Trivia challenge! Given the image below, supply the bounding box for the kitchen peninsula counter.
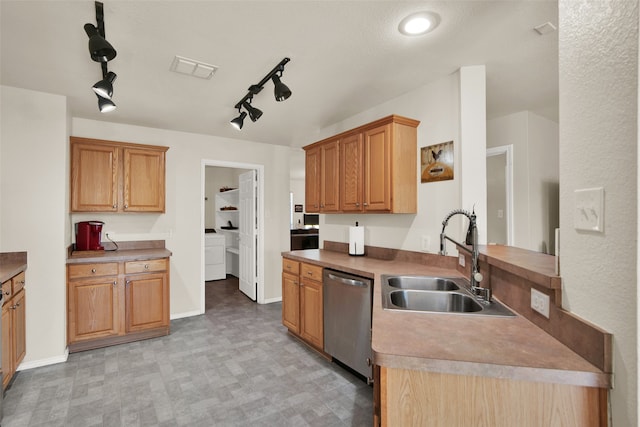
[282,247,611,389]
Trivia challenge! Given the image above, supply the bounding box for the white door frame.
[200,159,265,309]
[486,145,514,246]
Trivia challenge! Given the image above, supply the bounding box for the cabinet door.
[70,141,119,212]
[123,148,166,212]
[2,303,12,389]
[364,124,392,212]
[68,278,120,343]
[320,140,340,212]
[305,146,321,213]
[12,289,25,368]
[340,133,363,212]
[282,272,300,334]
[300,278,323,349]
[125,272,169,332]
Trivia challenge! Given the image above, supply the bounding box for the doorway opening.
[486,145,514,246]
[200,160,265,310]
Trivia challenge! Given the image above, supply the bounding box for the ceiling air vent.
[169,55,218,79]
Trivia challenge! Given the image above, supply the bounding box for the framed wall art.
[421,141,454,183]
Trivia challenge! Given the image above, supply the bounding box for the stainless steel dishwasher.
[323,268,373,380]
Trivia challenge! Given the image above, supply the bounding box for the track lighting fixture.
[84,23,117,62]
[85,1,118,113]
[272,74,291,102]
[242,100,263,122]
[97,94,116,113]
[230,110,247,130]
[84,2,116,62]
[92,71,117,99]
[229,57,292,130]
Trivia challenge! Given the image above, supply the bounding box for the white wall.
[0,86,69,367]
[559,1,638,425]
[316,67,486,253]
[71,118,291,313]
[487,111,559,253]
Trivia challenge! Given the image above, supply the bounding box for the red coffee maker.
[75,221,105,251]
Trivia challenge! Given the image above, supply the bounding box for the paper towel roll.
[349,225,365,256]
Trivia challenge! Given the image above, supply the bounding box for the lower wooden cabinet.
[281,258,324,350]
[2,271,26,390]
[67,257,170,352]
[282,259,300,333]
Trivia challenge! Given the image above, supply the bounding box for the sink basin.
[389,290,482,313]
[380,274,516,317]
[385,275,461,291]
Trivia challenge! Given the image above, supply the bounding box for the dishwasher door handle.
[327,273,368,287]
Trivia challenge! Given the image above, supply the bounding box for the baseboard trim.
[17,349,69,371]
[262,296,282,304]
[170,310,202,320]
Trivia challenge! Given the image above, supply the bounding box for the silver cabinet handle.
[91,268,96,274]
[113,204,117,209]
[113,281,117,286]
[144,264,149,269]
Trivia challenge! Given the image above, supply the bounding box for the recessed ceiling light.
[398,12,440,36]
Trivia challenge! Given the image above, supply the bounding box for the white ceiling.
[0,0,558,148]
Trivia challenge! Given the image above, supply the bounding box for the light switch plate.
[458,254,465,267]
[421,235,430,252]
[574,187,604,232]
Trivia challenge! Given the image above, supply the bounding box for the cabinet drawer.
[68,263,118,280]
[282,258,300,275]
[125,258,167,274]
[300,263,323,282]
[1,280,12,305]
[12,271,25,294]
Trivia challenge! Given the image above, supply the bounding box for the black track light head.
[272,74,292,102]
[97,94,116,113]
[243,101,263,122]
[92,71,117,99]
[84,23,117,62]
[230,111,247,130]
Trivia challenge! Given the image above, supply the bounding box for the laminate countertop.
[67,240,172,264]
[0,252,27,283]
[282,248,610,389]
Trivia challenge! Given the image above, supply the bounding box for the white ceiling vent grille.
[170,55,218,79]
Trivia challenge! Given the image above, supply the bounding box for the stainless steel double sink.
[381,275,515,317]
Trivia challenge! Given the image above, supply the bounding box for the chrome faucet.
[439,209,491,302]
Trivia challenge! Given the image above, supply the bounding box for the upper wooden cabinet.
[304,115,419,214]
[70,137,168,213]
[305,139,340,213]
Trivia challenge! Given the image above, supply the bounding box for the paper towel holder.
[349,221,366,257]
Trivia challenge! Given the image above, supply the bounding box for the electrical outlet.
[458,254,465,267]
[531,288,550,318]
[421,235,430,252]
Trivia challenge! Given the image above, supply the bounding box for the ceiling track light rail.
[84,1,118,113]
[230,57,292,130]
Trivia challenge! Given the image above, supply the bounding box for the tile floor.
[2,277,373,426]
